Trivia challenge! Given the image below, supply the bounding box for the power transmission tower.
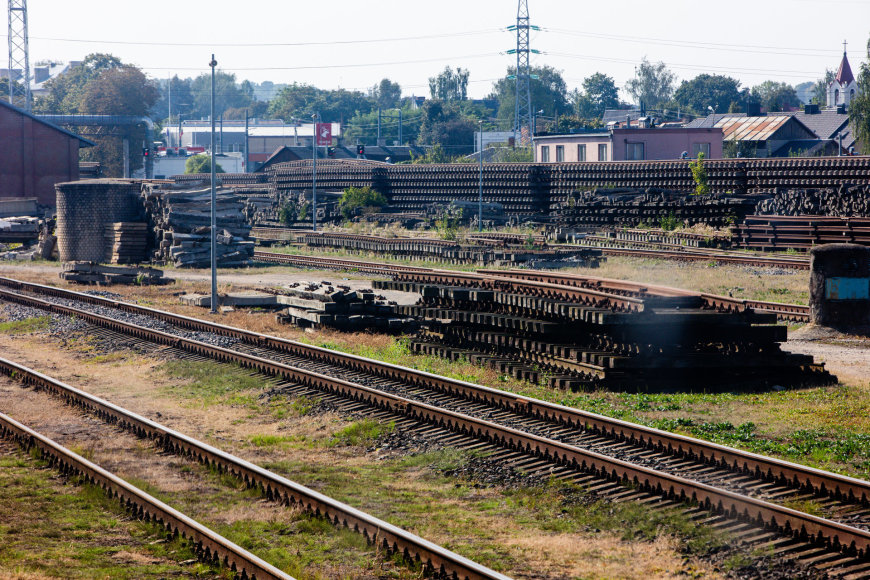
[7,0,31,111]
[508,0,537,145]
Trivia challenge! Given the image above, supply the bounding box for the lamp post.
[707,105,715,128]
[311,113,320,231]
[209,54,218,314]
[478,120,483,232]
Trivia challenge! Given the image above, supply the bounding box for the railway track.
[251,251,811,322]
[0,410,293,580]
[0,355,508,580]
[0,278,867,576]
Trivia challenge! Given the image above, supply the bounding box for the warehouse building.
[0,99,94,206]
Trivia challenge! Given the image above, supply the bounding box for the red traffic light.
[356,145,365,155]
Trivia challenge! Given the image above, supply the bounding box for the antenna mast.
[7,0,31,111]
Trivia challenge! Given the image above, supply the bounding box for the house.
[685,114,817,158]
[533,125,723,163]
[0,99,94,206]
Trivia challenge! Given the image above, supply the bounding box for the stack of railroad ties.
[374,269,831,391]
[298,231,603,268]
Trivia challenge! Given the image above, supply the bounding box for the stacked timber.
[0,216,40,243]
[297,232,602,268]
[60,262,171,285]
[374,277,830,391]
[142,184,254,268]
[755,184,870,217]
[552,188,761,229]
[104,222,148,264]
[272,282,416,331]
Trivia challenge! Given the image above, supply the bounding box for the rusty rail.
[0,355,509,580]
[0,283,868,561]
[0,411,294,580]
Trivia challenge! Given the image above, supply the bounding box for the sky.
[9,0,870,101]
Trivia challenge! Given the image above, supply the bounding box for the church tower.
[827,42,859,108]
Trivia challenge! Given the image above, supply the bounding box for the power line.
[0,28,501,48]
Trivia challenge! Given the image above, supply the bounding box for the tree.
[185,154,224,174]
[811,69,836,105]
[673,74,742,116]
[849,35,870,153]
[579,73,619,118]
[190,71,250,119]
[338,186,387,220]
[267,84,372,123]
[491,65,571,124]
[417,99,476,155]
[625,57,676,110]
[750,81,800,112]
[428,66,469,101]
[151,75,194,122]
[34,53,123,113]
[370,78,402,109]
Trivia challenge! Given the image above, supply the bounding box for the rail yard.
[3,1,870,576]
[3,164,870,577]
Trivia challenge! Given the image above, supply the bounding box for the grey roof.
[685,113,747,128]
[687,109,854,148]
[0,99,95,147]
[782,109,853,147]
[602,109,643,124]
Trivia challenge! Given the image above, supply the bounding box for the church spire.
[835,41,855,86]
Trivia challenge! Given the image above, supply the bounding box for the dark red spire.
[835,51,855,86]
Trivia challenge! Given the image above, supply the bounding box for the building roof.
[602,109,643,124]
[688,109,855,150]
[835,51,855,86]
[0,99,95,147]
[687,114,811,142]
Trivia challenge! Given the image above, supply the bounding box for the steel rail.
[594,246,810,270]
[251,252,811,321]
[0,355,508,580]
[477,269,812,322]
[1,285,869,561]
[0,411,293,580]
[0,279,836,502]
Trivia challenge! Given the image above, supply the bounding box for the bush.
[339,187,387,220]
[689,152,709,196]
[185,154,224,174]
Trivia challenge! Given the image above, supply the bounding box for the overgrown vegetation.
[184,154,224,174]
[689,152,709,195]
[278,200,310,225]
[338,186,387,220]
[0,316,50,334]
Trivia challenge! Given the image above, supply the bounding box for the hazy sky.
[11,0,870,100]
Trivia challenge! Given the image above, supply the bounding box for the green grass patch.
[0,446,226,579]
[159,359,264,407]
[0,316,50,334]
[328,419,394,447]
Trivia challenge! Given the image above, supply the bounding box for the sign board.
[315,123,332,146]
[825,277,870,300]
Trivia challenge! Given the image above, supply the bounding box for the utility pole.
[311,116,316,231]
[7,0,31,111]
[377,108,381,145]
[478,120,484,232]
[209,54,218,315]
[244,109,249,173]
[507,0,536,145]
[397,108,403,145]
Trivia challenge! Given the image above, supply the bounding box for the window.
[577,144,586,161]
[835,89,840,104]
[540,145,550,162]
[625,143,645,161]
[555,145,564,162]
[691,143,711,158]
[598,144,608,161]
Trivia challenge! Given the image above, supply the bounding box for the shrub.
[184,154,224,174]
[689,152,709,196]
[339,187,387,220]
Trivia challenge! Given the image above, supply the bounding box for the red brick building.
[0,100,94,206]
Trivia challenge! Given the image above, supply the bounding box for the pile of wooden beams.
[104,222,147,264]
[273,281,415,332]
[59,262,171,285]
[142,185,254,268]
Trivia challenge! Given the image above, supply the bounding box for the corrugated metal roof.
[716,115,791,141]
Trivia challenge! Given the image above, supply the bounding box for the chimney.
[837,104,847,114]
[626,115,631,128]
[804,104,820,115]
